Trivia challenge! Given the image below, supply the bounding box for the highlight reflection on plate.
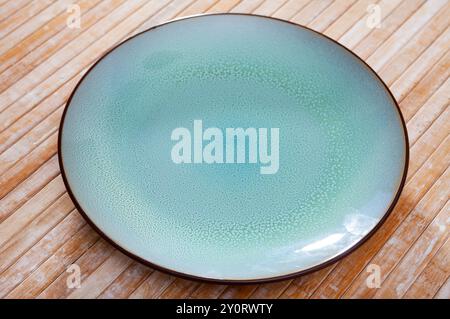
[59,14,408,282]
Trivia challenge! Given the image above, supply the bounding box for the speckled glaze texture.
[60,14,407,281]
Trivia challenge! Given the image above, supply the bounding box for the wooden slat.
[404,237,449,299]
[408,107,450,181]
[252,0,288,15]
[407,78,449,146]
[0,107,62,176]
[0,76,82,155]
[129,272,176,299]
[0,0,151,121]
[378,3,450,87]
[174,0,218,16]
[271,0,311,20]
[319,0,374,40]
[374,200,449,298]
[38,240,115,298]
[342,166,450,298]
[365,0,447,70]
[159,278,200,299]
[309,133,450,298]
[67,250,132,299]
[0,0,121,90]
[310,135,450,299]
[0,211,86,298]
[98,262,152,299]
[291,0,334,26]
[0,155,59,222]
[189,282,228,299]
[400,50,449,122]
[278,266,334,298]
[6,224,99,299]
[132,0,197,32]
[0,176,66,246]
[434,277,450,299]
[208,0,242,13]
[0,0,54,42]
[0,0,32,23]
[230,0,264,13]
[339,0,403,49]
[0,195,75,276]
[308,0,357,32]
[0,131,58,198]
[354,0,426,60]
[219,284,259,299]
[390,28,450,102]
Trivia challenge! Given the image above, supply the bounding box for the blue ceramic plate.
[59,14,408,282]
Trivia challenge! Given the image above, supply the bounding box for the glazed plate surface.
[60,14,407,282]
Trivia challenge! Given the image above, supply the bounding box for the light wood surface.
[0,0,449,299]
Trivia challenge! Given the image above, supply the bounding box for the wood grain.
[0,0,448,299]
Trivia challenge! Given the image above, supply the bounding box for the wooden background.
[0,0,449,299]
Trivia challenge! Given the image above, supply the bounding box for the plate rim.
[57,12,410,284]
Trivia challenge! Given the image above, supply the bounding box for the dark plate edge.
[57,13,410,285]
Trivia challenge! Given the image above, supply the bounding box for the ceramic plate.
[59,14,408,282]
